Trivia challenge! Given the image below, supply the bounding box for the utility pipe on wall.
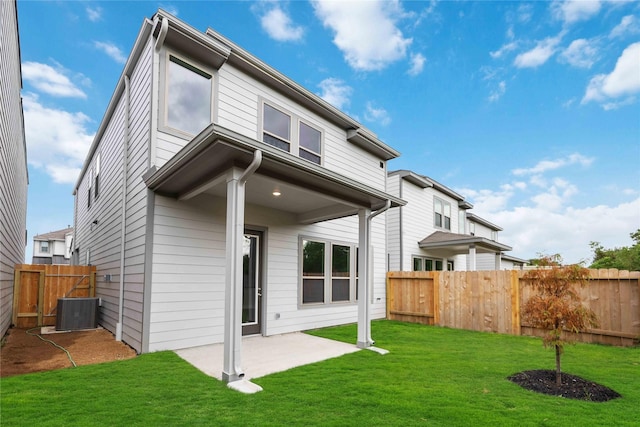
[116,75,131,342]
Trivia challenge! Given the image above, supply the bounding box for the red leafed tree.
[522,255,599,386]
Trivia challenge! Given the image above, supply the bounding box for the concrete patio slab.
[175,332,360,381]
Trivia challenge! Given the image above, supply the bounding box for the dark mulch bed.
[508,369,621,402]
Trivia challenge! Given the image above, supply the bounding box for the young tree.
[522,255,598,386]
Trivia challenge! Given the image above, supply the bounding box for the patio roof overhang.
[418,231,512,258]
[143,124,405,224]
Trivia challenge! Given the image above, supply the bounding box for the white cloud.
[488,80,506,102]
[86,6,102,22]
[514,32,564,68]
[23,93,94,184]
[582,42,640,106]
[610,15,640,39]
[408,53,426,76]
[551,0,601,25]
[517,4,534,23]
[21,61,87,98]
[490,197,640,264]
[560,38,598,68]
[512,153,594,176]
[93,41,127,64]
[364,101,391,126]
[312,0,412,71]
[317,78,352,110]
[490,41,518,59]
[259,4,304,42]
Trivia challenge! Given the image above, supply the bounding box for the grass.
[1,320,639,426]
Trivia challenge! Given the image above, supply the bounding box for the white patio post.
[469,245,476,271]
[222,168,246,383]
[222,152,261,386]
[357,208,372,348]
[495,252,502,270]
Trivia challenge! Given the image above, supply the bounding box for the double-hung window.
[301,239,356,305]
[434,197,451,230]
[40,241,49,253]
[166,55,212,136]
[413,256,433,271]
[262,102,323,165]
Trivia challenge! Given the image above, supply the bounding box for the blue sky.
[17,0,640,264]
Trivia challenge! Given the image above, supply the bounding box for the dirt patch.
[1,327,137,378]
[508,369,621,402]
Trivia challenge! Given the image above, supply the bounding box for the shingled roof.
[33,227,73,241]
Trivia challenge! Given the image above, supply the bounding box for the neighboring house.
[32,227,73,264]
[0,0,28,338]
[465,213,527,270]
[387,170,517,272]
[72,10,404,384]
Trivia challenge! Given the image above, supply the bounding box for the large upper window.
[434,197,451,230]
[40,241,49,253]
[87,168,93,209]
[301,239,356,305]
[262,102,323,165]
[166,56,212,135]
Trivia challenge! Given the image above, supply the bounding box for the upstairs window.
[40,241,49,253]
[87,169,93,208]
[166,55,212,135]
[94,153,101,200]
[262,101,323,165]
[263,103,291,151]
[299,122,321,164]
[434,197,451,230]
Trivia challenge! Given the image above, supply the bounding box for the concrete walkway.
[175,332,360,381]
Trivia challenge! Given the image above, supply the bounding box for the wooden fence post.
[510,270,520,335]
[433,271,440,325]
[37,271,45,327]
[12,268,21,325]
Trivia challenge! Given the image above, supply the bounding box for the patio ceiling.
[143,124,405,224]
[418,231,512,258]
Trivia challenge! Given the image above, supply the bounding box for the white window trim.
[259,98,324,166]
[298,236,357,308]
[159,49,216,139]
[433,196,451,231]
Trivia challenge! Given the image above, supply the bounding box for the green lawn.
[2,321,638,426]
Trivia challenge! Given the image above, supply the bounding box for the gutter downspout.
[223,150,262,391]
[357,199,391,350]
[116,75,131,342]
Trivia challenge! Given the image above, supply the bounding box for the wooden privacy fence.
[387,269,640,346]
[12,264,96,328]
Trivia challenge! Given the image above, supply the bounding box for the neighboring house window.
[458,210,465,234]
[87,168,93,208]
[469,222,475,236]
[94,152,101,200]
[434,197,451,230]
[301,239,356,305]
[412,256,433,271]
[40,241,49,253]
[262,102,323,165]
[166,55,212,135]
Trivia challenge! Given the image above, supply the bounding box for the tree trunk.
[555,344,562,387]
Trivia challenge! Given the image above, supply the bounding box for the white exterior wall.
[0,0,28,337]
[467,220,501,271]
[73,37,153,353]
[148,193,387,351]
[386,174,401,271]
[391,180,463,271]
[155,61,386,193]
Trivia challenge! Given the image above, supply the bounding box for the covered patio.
[144,124,404,391]
[418,231,513,270]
